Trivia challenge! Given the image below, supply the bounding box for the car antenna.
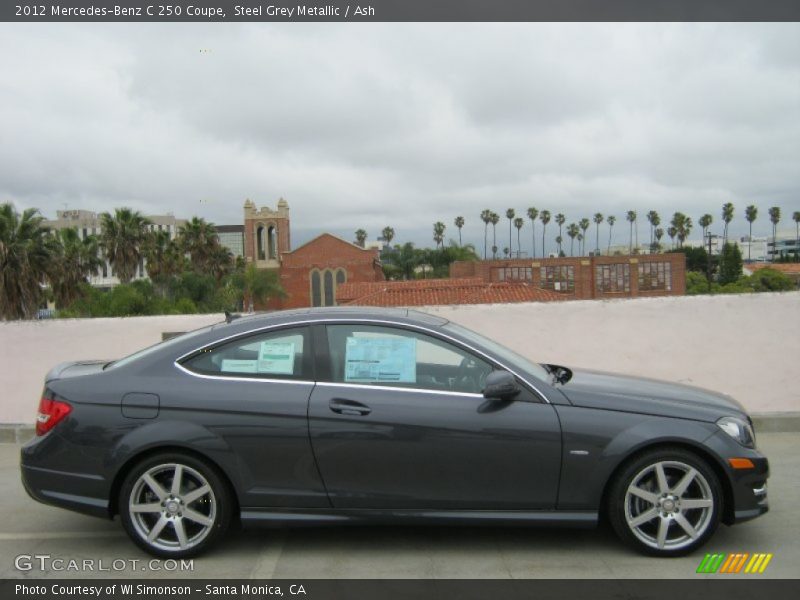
[224,311,241,324]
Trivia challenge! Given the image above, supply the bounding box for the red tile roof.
[337,278,568,307]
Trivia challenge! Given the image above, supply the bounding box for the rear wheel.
[607,448,722,556]
[119,452,232,558]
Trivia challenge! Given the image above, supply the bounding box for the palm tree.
[768,207,781,262]
[593,213,604,255]
[579,218,590,256]
[433,221,446,249]
[721,202,735,247]
[453,217,464,247]
[513,217,524,257]
[480,209,492,259]
[745,205,758,262]
[143,229,184,293]
[506,209,515,255]
[527,207,538,258]
[626,210,637,254]
[567,223,579,256]
[667,226,677,249]
[354,229,367,248]
[654,227,664,252]
[577,233,584,256]
[606,215,616,254]
[539,210,551,257]
[49,228,102,308]
[670,212,692,248]
[0,204,53,320]
[99,208,151,284]
[179,216,219,271]
[699,214,713,243]
[490,212,500,259]
[208,244,234,283]
[646,211,660,253]
[793,210,800,261]
[233,263,285,313]
[381,226,395,247]
[554,213,566,255]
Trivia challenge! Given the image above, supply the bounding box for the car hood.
[556,368,748,423]
[45,360,109,382]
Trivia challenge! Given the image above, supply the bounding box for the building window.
[493,267,533,282]
[638,262,672,291]
[540,265,575,293]
[267,225,278,259]
[336,269,346,285]
[311,271,321,307]
[595,263,630,293]
[324,270,334,306]
[256,225,266,260]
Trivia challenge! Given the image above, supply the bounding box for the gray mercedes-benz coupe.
[21,307,768,558]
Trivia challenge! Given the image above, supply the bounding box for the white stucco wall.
[1,292,798,424]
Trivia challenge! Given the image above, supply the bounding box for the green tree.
[143,229,185,291]
[793,211,800,261]
[433,221,446,249]
[626,210,637,254]
[667,226,677,249]
[49,228,102,308]
[0,204,53,320]
[539,210,551,257]
[654,227,664,253]
[579,218,591,256]
[513,217,524,258]
[178,216,219,271]
[554,213,566,255]
[506,209,516,256]
[567,223,579,256]
[453,217,464,247]
[480,209,492,259]
[606,215,616,254]
[718,242,743,285]
[593,213,604,255]
[721,202,735,247]
[490,212,500,259]
[381,226,395,247]
[745,205,758,262]
[354,229,367,248]
[768,207,781,262]
[99,208,151,284]
[526,207,538,258]
[646,210,660,253]
[232,264,285,312]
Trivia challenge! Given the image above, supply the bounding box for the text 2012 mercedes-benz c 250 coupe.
[21,308,769,558]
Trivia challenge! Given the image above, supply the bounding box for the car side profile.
[21,307,769,557]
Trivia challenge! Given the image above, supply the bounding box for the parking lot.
[1,433,797,580]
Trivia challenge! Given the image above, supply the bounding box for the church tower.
[243,198,291,269]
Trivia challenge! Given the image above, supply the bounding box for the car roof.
[223,306,449,331]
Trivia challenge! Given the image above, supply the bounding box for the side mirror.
[483,370,520,400]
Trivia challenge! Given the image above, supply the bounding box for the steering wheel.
[455,356,489,393]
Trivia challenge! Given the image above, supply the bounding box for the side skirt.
[239,508,598,528]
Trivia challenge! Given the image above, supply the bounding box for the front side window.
[326,324,492,394]
[183,327,310,380]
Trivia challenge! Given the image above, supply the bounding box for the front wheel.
[607,448,722,556]
[119,452,232,558]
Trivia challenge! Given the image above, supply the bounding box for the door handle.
[329,398,372,416]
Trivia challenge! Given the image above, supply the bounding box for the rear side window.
[182,327,311,380]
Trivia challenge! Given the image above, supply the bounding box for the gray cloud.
[0,22,797,252]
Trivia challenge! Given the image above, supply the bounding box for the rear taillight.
[36,397,72,436]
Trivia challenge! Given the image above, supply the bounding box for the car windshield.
[443,322,551,382]
[105,322,221,370]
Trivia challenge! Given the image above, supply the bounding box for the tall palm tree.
[579,218,591,256]
[606,215,616,254]
[234,263,285,313]
[527,207,538,258]
[667,226,677,249]
[554,236,563,256]
[539,210,551,257]
[646,211,660,253]
[721,202,735,247]
[179,216,219,271]
[554,213,566,255]
[143,229,184,292]
[490,212,500,259]
[593,213,604,255]
[670,212,692,248]
[745,205,758,262]
[768,207,781,262]
[453,217,464,247]
[699,214,713,243]
[654,227,664,252]
[577,233,584,256]
[208,244,234,283]
[99,208,152,284]
[480,209,492,259]
[626,210,637,254]
[0,204,53,320]
[49,228,102,308]
[433,221,446,249]
[505,209,515,255]
[381,226,395,247]
[793,211,800,261]
[513,217,524,257]
[354,229,367,248]
[567,223,579,257]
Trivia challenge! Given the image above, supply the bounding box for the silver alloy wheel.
[624,460,714,551]
[129,463,217,552]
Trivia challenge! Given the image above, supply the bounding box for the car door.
[308,322,562,510]
[178,325,328,508]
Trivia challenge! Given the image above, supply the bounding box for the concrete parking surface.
[1,433,797,580]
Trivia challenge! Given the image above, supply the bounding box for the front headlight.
[717,416,755,448]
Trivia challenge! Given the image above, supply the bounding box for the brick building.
[450,253,686,299]
[243,198,291,269]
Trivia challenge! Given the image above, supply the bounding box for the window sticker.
[221,359,258,374]
[344,336,416,383]
[257,342,296,374]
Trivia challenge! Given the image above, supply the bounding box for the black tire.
[118,451,232,558]
[607,447,722,557]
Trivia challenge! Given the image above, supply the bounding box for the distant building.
[243,198,290,269]
[215,225,244,258]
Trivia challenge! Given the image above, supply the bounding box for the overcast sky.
[1,23,798,253]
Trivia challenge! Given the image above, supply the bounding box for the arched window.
[311,271,321,307]
[336,269,346,285]
[324,270,334,306]
[256,225,266,260]
[267,225,277,259]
